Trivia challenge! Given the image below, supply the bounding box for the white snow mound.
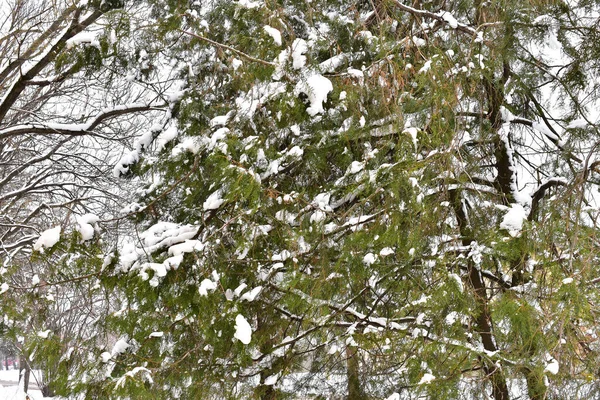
[34,226,61,251]
[295,74,333,116]
[234,314,252,344]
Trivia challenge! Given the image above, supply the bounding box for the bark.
[346,346,366,400]
[451,190,510,400]
[19,354,30,393]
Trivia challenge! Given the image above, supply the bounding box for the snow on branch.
[392,1,484,43]
[0,7,105,123]
[0,104,164,138]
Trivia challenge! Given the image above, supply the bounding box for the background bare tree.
[0,0,181,394]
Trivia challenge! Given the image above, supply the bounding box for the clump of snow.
[319,53,348,73]
[76,214,99,241]
[237,0,262,8]
[264,372,280,385]
[291,39,308,69]
[210,114,229,127]
[439,11,458,28]
[263,26,282,46]
[403,127,419,149]
[111,339,130,356]
[385,394,400,400]
[100,351,111,363]
[419,60,432,74]
[231,58,243,70]
[418,373,436,384]
[234,283,248,297]
[203,190,224,210]
[168,240,204,256]
[500,203,527,237]
[66,31,99,48]
[234,314,252,344]
[532,121,559,142]
[33,226,61,251]
[562,277,574,285]
[295,74,333,116]
[0,283,8,294]
[240,286,262,302]
[113,149,139,177]
[149,331,164,338]
[380,247,394,256]
[544,357,559,375]
[448,273,464,292]
[37,330,51,338]
[363,253,377,265]
[115,367,153,390]
[199,279,218,296]
[567,118,587,129]
[348,160,364,174]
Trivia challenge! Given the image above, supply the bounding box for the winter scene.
[1,0,600,399]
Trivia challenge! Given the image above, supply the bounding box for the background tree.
[0,0,178,394]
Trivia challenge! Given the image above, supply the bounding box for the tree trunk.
[451,190,510,400]
[19,354,30,393]
[346,346,365,400]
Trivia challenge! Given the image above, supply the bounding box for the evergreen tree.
[12,0,600,399]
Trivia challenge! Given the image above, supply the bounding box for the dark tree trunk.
[346,346,365,400]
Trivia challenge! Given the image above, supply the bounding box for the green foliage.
[10,0,600,399]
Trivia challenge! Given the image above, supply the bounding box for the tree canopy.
[3,0,600,399]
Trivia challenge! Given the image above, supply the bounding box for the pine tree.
[14,0,600,399]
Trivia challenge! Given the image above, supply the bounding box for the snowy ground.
[0,370,47,400]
